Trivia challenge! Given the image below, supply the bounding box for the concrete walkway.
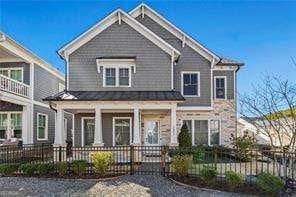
[0,175,255,197]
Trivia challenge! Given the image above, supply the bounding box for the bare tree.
[240,73,296,151]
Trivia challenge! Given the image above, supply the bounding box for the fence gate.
[131,146,169,175]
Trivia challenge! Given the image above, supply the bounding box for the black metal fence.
[0,144,295,181]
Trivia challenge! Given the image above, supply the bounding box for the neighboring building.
[238,116,295,147]
[45,3,243,148]
[0,32,72,145]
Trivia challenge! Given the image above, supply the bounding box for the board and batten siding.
[0,62,30,85]
[213,70,235,100]
[74,113,133,147]
[135,16,212,107]
[68,21,172,91]
[33,64,64,103]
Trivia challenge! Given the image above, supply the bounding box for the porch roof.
[44,90,185,102]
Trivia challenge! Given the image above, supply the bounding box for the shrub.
[19,163,38,175]
[192,147,205,163]
[72,160,88,176]
[257,173,284,194]
[0,164,19,175]
[230,134,256,161]
[56,162,68,176]
[36,163,54,175]
[200,166,218,183]
[90,151,114,176]
[178,123,192,148]
[225,171,243,191]
[168,148,192,157]
[171,155,192,176]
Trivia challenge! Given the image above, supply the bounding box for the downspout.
[49,101,57,113]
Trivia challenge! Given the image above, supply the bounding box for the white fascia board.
[0,32,65,81]
[177,106,213,111]
[58,9,180,61]
[129,3,220,63]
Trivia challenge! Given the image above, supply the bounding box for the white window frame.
[112,117,132,146]
[102,66,132,87]
[183,118,221,146]
[81,117,95,147]
[214,76,227,100]
[58,83,65,92]
[181,71,200,97]
[0,111,22,140]
[0,67,24,82]
[37,113,48,141]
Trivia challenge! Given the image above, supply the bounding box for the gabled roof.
[58,9,180,60]
[129,3,220,63]
[0,32,64,80]
[217,57,244,66]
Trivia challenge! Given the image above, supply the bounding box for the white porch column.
[170,105,178,145]
[22,104,33,144]
[54,108,65,145]
[133,107,140,145]
[93,106,103,146]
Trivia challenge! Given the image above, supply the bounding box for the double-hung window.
[0,112,22,140]
[0,114,8,139]
[103,67,131,87]
[37,113,48,140]
[210,120,220,145]
[0,68,23,82]
[182,72,199,96]
[215,76,227,99]
[113,117,131,146]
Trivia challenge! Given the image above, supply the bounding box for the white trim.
[171,52,174,89]
[81,117,95,147]
[72,113,75,147]
[181,71,200,97]
[58,9,180,61]
[0,32,64,80]
[102,65,132,87]
[112,117,132,146]
[58,83,65,92]
[177,106,213,111]
[37,112,48,141]
[213,65,238,71]
[0,67,24,82]
[129,3,220,62]
[214,76,227,100]
[0,58,23,62]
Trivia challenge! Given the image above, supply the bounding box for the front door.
[144,121,160,146]
[83,118,95,146]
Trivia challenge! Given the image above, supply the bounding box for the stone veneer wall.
[176,100,237,146]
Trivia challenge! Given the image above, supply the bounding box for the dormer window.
[105,68,116,86]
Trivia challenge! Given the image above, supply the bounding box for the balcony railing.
[0,74,30,98]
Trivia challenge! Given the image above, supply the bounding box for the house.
[45,3,243,148]
[0,32,72,145]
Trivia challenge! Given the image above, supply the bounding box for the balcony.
[0,74,30,98]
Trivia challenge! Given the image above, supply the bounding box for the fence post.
[59,146,62,162]
[41,143,44,162]
[161,145,167,177]
[130,145,134,175]
[214,149,218,169]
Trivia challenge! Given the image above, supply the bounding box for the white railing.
[0,74,30,98]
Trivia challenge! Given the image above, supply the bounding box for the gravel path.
[0,175,254,197]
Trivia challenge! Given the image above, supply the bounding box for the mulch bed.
[170,175,269,196]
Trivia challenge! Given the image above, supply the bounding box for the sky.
[1,0,296,95]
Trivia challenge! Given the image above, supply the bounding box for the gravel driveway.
[0,175,254,197]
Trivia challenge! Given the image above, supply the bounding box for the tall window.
[113,117,131,146]
[0,68,23,82]
[194,120,208,145]
[11,113,22,138]
[182,72,199,96]
[37,113,48,140]
[215,77,226,99]
[210,120,220,145]
[0,114,8,139]
[105,68,116,86]
[119,68,129,86]
[183,120,193,142]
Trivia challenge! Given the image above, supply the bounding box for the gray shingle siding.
[213,70,235,99]
[69,21,172,91]
[0,62,30,85]
[34,64,64,103]
[74,113,133,147]
[135,16,212,106]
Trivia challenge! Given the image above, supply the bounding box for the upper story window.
[214,76,227,99]
[181,72,200,96]
[103,67,131,87]
[0,68,23,82]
